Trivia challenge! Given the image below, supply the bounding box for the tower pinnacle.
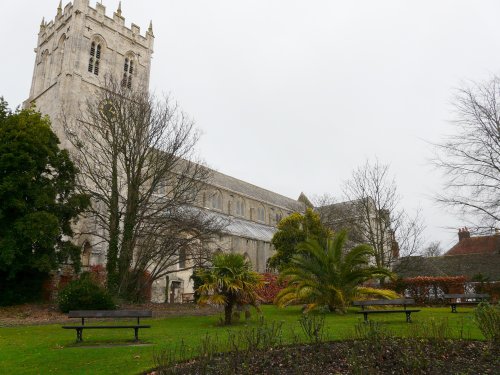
[148,20,154,36]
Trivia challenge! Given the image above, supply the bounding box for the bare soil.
[152,339,500,375]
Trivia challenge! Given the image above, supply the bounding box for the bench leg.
[76,328,83,342]
[406,312,412,323]
[363,312,368,323]
[134,327,139,342]
[451,304,457,313]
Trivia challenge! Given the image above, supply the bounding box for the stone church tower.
[24,0,154,149]
[24,0,154,266]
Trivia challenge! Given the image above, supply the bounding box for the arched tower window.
[56,34,66,76]
[37,49,50,93]
[122,56,134,89]
[88,41,102,75]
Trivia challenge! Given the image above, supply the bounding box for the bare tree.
[63,79,223,299]
[435,76,500,232]
[317,160,425,270]
[421,241,442,257]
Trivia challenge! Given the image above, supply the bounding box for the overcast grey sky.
[3,0,500,250]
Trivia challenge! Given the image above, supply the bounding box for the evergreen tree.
[0,100,88,305]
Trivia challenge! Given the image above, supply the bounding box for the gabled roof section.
[445,235,500,256]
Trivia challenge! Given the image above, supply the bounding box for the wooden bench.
[443,293,490,313]
[353,299,420,323]
[62,310,152,342]
[181,293,195,303]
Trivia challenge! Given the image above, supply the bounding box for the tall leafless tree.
[63,79,224,299]
[435,76,500,232]
[421,241,443,257]
[316,160,425,270]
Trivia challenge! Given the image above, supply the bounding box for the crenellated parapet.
[37,1,153,52]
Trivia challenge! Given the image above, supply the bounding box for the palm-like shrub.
[196,253,264,325]
[275,231,397,313]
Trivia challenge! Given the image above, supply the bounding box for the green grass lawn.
[0,305,485,375]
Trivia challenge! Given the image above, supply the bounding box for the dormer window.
[122,57,134,89]
[88,41,101,75]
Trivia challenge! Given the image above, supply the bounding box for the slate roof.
[209,169,304,212]
[203,209,276,242]
[394,254,500,281]
[445,235,500,256]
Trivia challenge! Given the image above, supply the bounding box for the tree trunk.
[224,302,234,325]
[106,152,120,293]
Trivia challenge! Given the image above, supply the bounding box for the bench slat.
[443,294,489,299]
[68,310,152,318]
[355,309,420,314]
[63,326,151,329]
[352,299,415,306]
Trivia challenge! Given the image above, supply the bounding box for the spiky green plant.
[196,253,264,325]
[275,230,397,313]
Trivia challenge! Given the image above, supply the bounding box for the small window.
[257,207,265,222]
[235,199,245,217]
[179,248,186,269]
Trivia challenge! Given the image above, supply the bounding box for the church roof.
[209,169,304,212]
[202,209,276,242]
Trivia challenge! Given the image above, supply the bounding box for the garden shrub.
[389,276,466,304]
[474,302,500,341]
[58,272,115,312]
[255,273,285,304]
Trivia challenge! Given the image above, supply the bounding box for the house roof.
[445,235,500,256]
[394,254,500,281]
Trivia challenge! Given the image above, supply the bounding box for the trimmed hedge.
[389,276,466,304]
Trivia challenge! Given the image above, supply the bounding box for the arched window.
[243,252,252,266]
[81,242,92,268]
[88,41,101,75]
[211,191,223,210]
[56,34,66,76]
[122,57,134,89]
[37,49,50,93]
